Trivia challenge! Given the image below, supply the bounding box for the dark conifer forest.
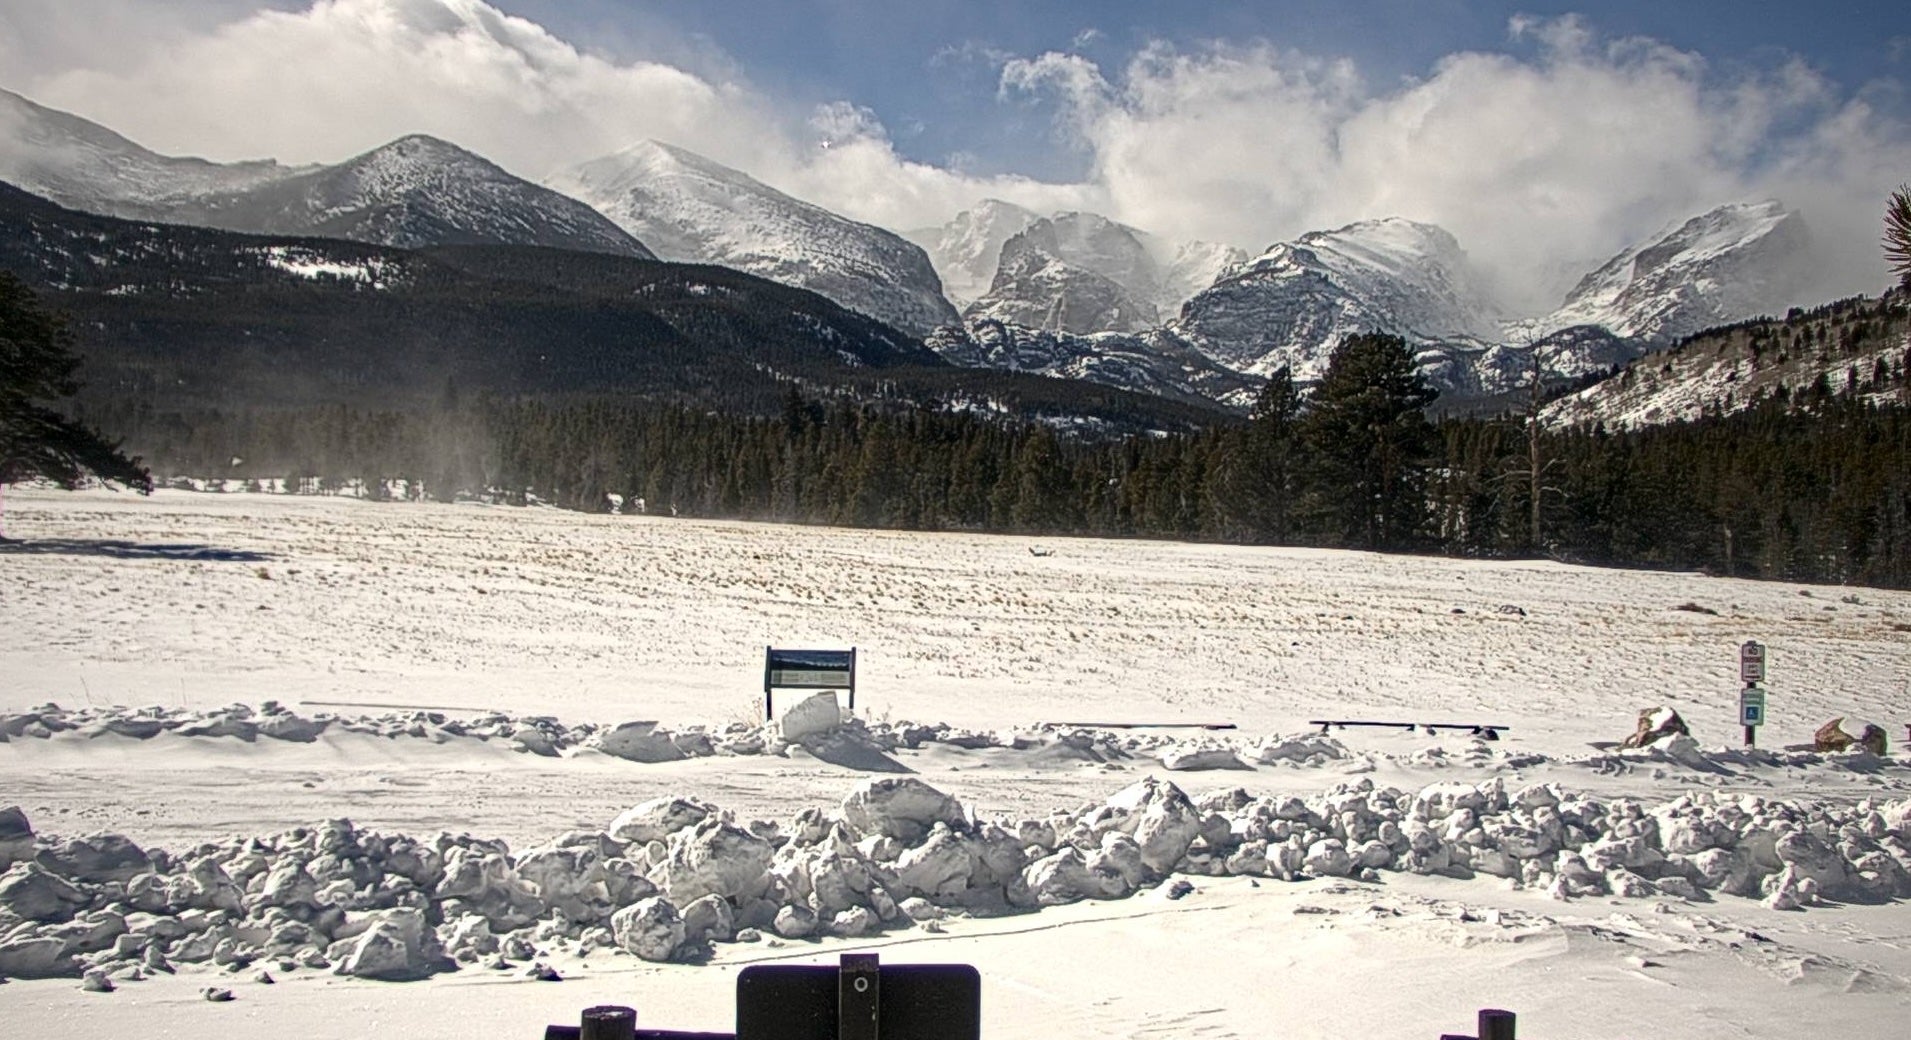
[81,327,1911,590]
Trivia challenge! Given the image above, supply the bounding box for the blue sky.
[2,0,1908,307]
[497,0,1911,180]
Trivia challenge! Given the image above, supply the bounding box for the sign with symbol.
[1739,686,1766,727]
[1739,641,1766,684]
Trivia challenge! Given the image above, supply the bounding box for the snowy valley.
[3,488,1911,1039]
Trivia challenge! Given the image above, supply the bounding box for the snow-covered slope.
[0,90,651,258]
[903,198,1040,308]
[0,88,308,215]
[1171,218,1504,384]
[1517,201,1811,346]
[1542,291,1911,430]
[550,140,958,336]
[1156,238,1250,319]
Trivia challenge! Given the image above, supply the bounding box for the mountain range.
[0,88,1836,422]
[0,90,648,258]
[0,181,1227,436]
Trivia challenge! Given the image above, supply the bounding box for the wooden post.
[1478,1008,1516,1040]
[579,1005,636,1040]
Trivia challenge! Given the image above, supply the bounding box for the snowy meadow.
[3,486,1911,1040]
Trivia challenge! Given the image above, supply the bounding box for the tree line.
[78,331,1911,589]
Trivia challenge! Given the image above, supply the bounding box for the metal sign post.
[1739,641,1766,747]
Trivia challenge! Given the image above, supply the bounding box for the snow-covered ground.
[3,487,1910,1039]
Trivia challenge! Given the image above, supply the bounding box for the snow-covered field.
[4,486,1911,1039]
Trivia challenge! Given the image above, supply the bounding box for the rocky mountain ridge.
[0,88,1832,419]
[547,140,957,336]
[0,89,649,258]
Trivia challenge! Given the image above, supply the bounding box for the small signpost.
[1739,640,1766,747]
[763,647,857,720]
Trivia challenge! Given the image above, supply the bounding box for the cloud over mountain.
[4,1,1907,314]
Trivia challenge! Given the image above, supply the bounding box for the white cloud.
[5,2,1907,313]
[1003,20,1911,310]
[9,0,1086,238]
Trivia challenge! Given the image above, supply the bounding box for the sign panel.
[1739,641,1766,684]
[765,648,856,689]
[1739,686,1766,727]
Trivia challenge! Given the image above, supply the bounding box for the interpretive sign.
[763,646,857,719]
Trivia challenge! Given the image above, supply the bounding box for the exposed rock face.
[1814,718,1888,755]
[922,319,1256,407]
[903,199,1042,307]
[1815,718,1858,752]
[964,214,1163,335]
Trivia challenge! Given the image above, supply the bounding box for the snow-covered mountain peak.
[1527,200,1811,344]
[1169,215,1504,384]
[0,87,308,210]
[1281,218,1476,287]
[0,90,649,257]
[572,138,748,192]
[902,198,1041,307]
[550,140,958,335]
[325,134,514,191]
[1012,212,1160,295]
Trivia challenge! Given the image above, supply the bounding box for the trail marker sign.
[1739,686,1766,728]
[1739,641,1766,684]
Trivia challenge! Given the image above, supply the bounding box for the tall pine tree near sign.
[1300,332,1438,551]
[1,272,151,537]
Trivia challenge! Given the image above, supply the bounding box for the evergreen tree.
[1886,184,1911,290]
[1299,333,1438,550]
[1,273,151,536]
[1234,366,1302,542]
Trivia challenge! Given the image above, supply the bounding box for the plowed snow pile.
[4,487,1911,1040]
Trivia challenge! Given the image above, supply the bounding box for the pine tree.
[1299,333,1438,550]
[1235,366,1302,542]
[1,273,151,536]
[1886,184,1911,290]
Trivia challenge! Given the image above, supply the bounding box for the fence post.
[580,1005,636,1040]
[1478,1008,1516,1040]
